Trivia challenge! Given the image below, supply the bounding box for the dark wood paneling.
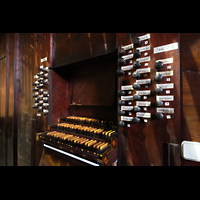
[182,72,200,105]
[69,53,117,121]
[181,33,200,106]
[14,33,20,166]
[2,32,200,166]
[180,33,200,166]
[18,33,35,165]
[6,33,15,166]
[182,106,200,141]
[71,53,116,106]
[51,68,69,124]
[47,33,55,126]
[55,33,116,68]
[0,33,5,38]
[17,33,50,166]
[50,52,117,125]
[69,105,117,121]
[0,33,52,165]
[0,32,7,165]
[0,58,6,165]
[0,33,6,59]
[117,33,180,166]
[115,33,200,166]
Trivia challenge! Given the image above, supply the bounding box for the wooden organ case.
[117,33,180,166]
[36,33,181,166]
[37,33,118,166]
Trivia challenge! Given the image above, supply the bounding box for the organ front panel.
[36,33,181,166]
[116,33,181,166]
[35,37,118,166]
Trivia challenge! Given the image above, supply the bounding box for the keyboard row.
[55,123,117,140]
[66,116,118,129]
[40,131,111,158]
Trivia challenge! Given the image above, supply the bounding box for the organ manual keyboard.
[38,116,118,166]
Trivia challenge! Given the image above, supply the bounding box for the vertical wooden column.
[0,34,6,166]
[13,33,21,166]
[31,119,36,166]
[48,33,55,125]
[5,33,10,166]
[5,33,15,166]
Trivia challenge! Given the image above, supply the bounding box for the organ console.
[35,33,181,166]
[38,116,118,166]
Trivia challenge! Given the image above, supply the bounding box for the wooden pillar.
[13,33,21,166]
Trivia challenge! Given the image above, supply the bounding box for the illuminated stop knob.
[133,117,140,124]
[132,71,141,79]
[133,94,141,100]
[133,50,141,58]
[119,48,125,56]
[154,87,163,95]
[133,106,141,112]
[155,61,163,71]
[134,37,141,48]
[119,110,125,116]
[118,90,126,96]
[155,100,163,107]
[119,100,125,105]
[154,74,163,83]
[155,113,164,120]
[132,82,140,90]
[133,61,141,69]
[119,58,126,66]
[117,69,124,77]
[119,121,125,127]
